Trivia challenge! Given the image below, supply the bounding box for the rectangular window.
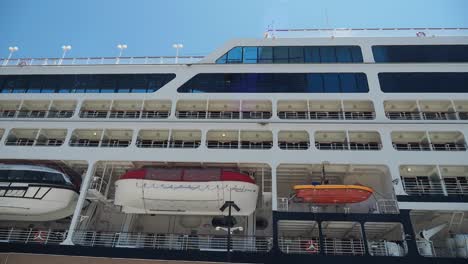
[178,73,368,93]
[226,47,242,63]
[373,45,468,62]
[0,74,175,93]
[242,47,258,64]
[288,47,304,63]
[273,47,289,63]
[319,47,337,62]
[258,47,273,63]
[379,72,468,93]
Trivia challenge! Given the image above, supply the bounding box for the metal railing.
[0,56,204,67]
[69,140,100,147]
[47,110,74,118]
[207,111,241,119]
[17,110,47,118]
[309,111,375,120]
[0,228,66,245]
[443,178,468,195]
[240,141,273,150]
[141,111,170,119]
[278,142,310,150]
[100,140,131,148]
[386,112,422,120]
[376,199,400,214]
[431,143,467,151]
[109,111,141,119]
[0,110,74,118]
[368,241,407,256]
[72,231,272,252]
[315,142,381,150]
[0,110,17,118]
[393,143,466,151]
[176,111,207,119]
[168,141,201,149]
[402,178,445,196]
[5,139,35,146]
[136,140,168,148]
[242,111,272,119]
[79,111,109,118]
[207,141,240,149]
[422,112,458,120]
[35,139,64,146]
[322,238,365,256]
[279,237,320,254]
[265,27,468,38]
[278,111,309,119]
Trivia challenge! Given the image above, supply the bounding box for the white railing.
[72,231,272,252]
[176,111,207,119]
[141,111,170,119]
[136,140,168,148]
[0,56,204,67]
[100,140,131,148]
[278,111,309,119]
[422,112,458,121]
[322,238,365,256]
[279,237,320,254]
[402,179,445,196]
[278,142,310,150]
[386,112,422,120]
[207,141,240,149]
[207,111,241,119]
[0,228,67,245]
[444,179,468,195]
[108,111,141,119]
[393,143,432,151]
[79,111,109,118]
[240,141,273,150]
[315,142,381,150]
[376,199,400,214]
[241,111,272,119]
[265,27,468,38]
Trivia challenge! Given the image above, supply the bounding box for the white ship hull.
[114,179,258,215]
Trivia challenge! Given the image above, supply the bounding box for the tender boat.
[293,184,374,204]
[114,168,259,215]
[0,164,79,221]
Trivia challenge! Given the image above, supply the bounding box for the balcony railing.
[279,237,320,254]
[278,111,309,119]
[316,142,381,150]
[240,141,273,150]
[207,141,240,149]
[176,111,207,119]
[242,111,272,119]
[279,142,310,150]
[136,140,168,148]
[109,111,141,119]
[79,111,109,118]
[141,111,170,119]
[0,56,204,67]
[207,111,241,119]
[309,111,375,120]
[386,112,422,120]
[69,140,100,147]
[402,178,445,196]
[0,228,66,245]
[279,237,364,256]
[72,231,272,252]
[422,112,458,120]
[168,141,201,149]
[17,110,47,118]
[394,143,467,151]
[100,140,131,148]
[0,110,17,118]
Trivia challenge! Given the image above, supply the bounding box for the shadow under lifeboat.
[114,168,259,215]
[0,164,79,221]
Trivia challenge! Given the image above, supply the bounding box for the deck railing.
[0,228,67,245]
[277,198,399,214]
[72,231,272,252]
[0,56,204,67]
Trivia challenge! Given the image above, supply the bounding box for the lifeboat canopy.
[293,184,374,204]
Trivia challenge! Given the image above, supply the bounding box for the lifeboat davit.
[0,164,79,221]
[114,168,258,215]
[294,184,373,204]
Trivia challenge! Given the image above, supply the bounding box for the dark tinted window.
[373,45,468,62]
[216,46,363,63]
[178,73,369,93]
[379,72,468,93]
[0,169,68,185]
[0,74,175,93]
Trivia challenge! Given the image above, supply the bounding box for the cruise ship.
[0,28,468,264]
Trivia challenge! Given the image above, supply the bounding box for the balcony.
[315,131,381,151]
[278,131,310,150]
[168,130,201,149]
[109,100,142,119]
[69,129,103,147]
[307,100,375,120]
[240,131,273,150]
[79,100,111,118]
[47,100,76,118]
[100,130,132,148]
[206,130,239,149]
[5,128,66,147]
[392,131,467,151]
[384,101,421,120]
[136,130,169,148]
[0,100,20,118]
[385,100,468,121]
[141,100,171,119]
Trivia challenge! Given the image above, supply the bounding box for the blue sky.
[1,0,467,58]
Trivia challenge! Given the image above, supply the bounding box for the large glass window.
[178,73,368,93]
[373,45,468,62]
[216,46,363,63]
[0,74,175,93]
[379,72,468,93]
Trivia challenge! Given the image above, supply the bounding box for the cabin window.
[216,46,363,64]
[379,72,468,93]
[178,73,369,93]
[373,45,468,62]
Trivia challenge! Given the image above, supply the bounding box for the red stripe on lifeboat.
[119,169,255,184]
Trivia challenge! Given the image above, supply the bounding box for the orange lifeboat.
[293,184,374,204]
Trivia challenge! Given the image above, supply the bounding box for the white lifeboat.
[114,168,259,215]
[0,164,79,221]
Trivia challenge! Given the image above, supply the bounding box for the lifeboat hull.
[114,179,258,215]
[294,185,373,204]
[0,183,79,221]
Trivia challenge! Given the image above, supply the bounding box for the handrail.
[0,55,204,67]
[265,27,468,38]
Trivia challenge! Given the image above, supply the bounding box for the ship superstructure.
[0,28,468,263]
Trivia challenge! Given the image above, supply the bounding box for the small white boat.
[114,168,259,215]
[0,164,79,221]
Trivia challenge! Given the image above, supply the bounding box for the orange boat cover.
[294,185,374,204]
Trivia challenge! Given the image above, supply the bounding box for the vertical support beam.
[318,221,325,256]
[171,100,178,119]
[399,209,419,256]
[73,99,84,119]
[271,99,277,120]
[360,222,370,256]
[271,165,277,211]
[271,212,279,252]
[61,161,96,245]
[436,165,448,196]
